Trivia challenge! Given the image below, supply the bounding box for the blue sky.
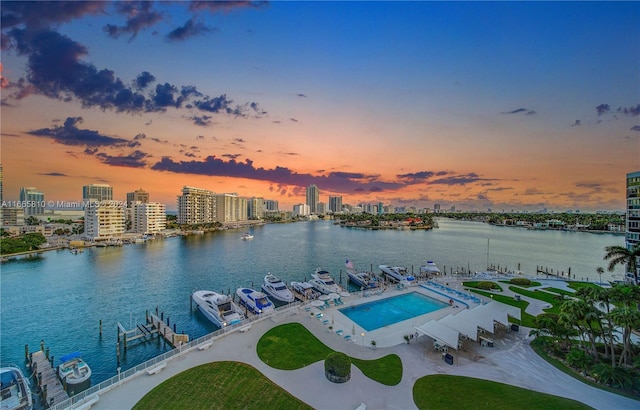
[1,1,639,211]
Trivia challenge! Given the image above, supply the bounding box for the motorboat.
[290,281,320,300]
[309,269,342,294]
[379,265,416,285]
[192,290,245,328]
[57,352,91,394]
[236,288,275,315]
[345,259,378,289]
[420,260,441,276]
[0,366,32,410]
[261,273,295,303]
[241,232,254,240]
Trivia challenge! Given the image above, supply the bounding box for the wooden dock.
[30,350,69,408]
[149,313,189,347]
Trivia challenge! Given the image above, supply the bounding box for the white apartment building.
[293,203,310,217]
[130,202,166,234]
[177,186,217,225]
[248,197,265,219]
[84,201,125,240]
[215,193,248,223]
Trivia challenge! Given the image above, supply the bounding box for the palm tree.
[603,244,640,285]
[596,266,604,285]
[609,306,640,367]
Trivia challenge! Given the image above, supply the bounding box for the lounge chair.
[322,319,329,325]
[344,334,352,341]
[336,329,344,335]
[315,313,323,319]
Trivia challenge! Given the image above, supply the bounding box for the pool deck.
[92,279,639,410]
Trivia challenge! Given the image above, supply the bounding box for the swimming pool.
[339,292,448,331]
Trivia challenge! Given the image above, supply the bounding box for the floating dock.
[29,350,69,408]
[148,313,189,348]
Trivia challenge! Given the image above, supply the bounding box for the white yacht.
[240,232,254,240]
[379,265,416,285]
[290,281,320,300]
[345,260,379,289]
[236,288,275,315]
[261,273,295,303]
[309,269,342,294]
[192,290,245,328]
[57,352,91,395]
[420,260,441,276]
[0,366,32,410]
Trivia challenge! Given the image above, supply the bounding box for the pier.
[536,266,573,279]
[28,346,69,408]
[148,312,189,348]
[116,309,189,352]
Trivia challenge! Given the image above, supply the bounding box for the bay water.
[0,218,624,384]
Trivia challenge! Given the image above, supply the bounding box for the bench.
[239,324,252,333]
[146,362,166,375]
[198,342,213,351]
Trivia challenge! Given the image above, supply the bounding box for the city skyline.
[1,1,639,212]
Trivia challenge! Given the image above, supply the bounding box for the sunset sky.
[1,1,639,212]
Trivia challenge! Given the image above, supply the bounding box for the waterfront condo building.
[84,201,125,240]
[83,184,113,203]
[316,202,327,215]
[248,197,265,219]
[626,171,640,284]
[306,184,319,214]
[264,199,279,211]
[215,193,248,223]
[1,207,25,226]
[130,202,166,234]
[293,203,310,217]
[19,186,45,216]
[126,188,149,207]
[177,186,217,225]
[329,196,343,213]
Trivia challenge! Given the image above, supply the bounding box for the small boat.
[0,366,33,410]
[192,290,245,328]
[309,269,342,294]
[236,288,275,314]
[57,352,91,395]
[379,265,416,285]
[261,273,295,303]
[290,281,321,300]
[345,259,378,289]
[241,232,254,240]
[420,260,441,276]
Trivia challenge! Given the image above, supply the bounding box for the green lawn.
[413,374,592,409]
[542,287,577,297]
[257,323,402,385]
[469,288,537,327]
[568,282,601,291]
[499,280,542,288]
[133,361,312,410]
[461,281,503,291]
[508,286,562,314]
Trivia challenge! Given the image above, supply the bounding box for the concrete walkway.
[92,305,639,410]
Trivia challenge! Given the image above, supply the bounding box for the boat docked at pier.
[290,281,321,300]
[236,288,275,315]
[261,273,295,303]
[345,259,378,289]
[0,366,32,410]
[379,265,416,285]
[57,352,91,395]
[309,269,342,294]
[420,260,441,276]
[192,290,245,328]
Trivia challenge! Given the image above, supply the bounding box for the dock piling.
[25,344,29,361]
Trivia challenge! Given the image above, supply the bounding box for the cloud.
[104,1,163,41]
[134,71,155,90]
[290,118,298,122]
[297,93,307,98]
[617,104,640,117]
[37,172,67,177]
[501,108,536,115]
[631,125,640,132]
[430,173,489,186]
[596,103,610,116]
[0,1,106,32]
[523,187,542,195]
[223,154,242,159]
[396,170,449,183]
[188,1,269,13]
[95,150,150,168]
[191,115,212,127]
[27,117,132,146]
[166,18,212,42]
[571,120,581,127]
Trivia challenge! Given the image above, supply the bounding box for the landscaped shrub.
[477,281,499,290]
[510,278,532,286]
[565,348,591,371]
[324,352,351,383]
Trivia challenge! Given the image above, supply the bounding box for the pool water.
[339,292,448,331]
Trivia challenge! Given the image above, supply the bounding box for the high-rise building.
[306,184,319,214]
[316,202,327,215]
[248,197,265,219]
[434,204,441,213]
[126,189,149,206]
[625,171,640,284]
[1,207,25,226]
[293,203,310,216]
[177,186,216,225]
[84,201,125,240]
[19,186,45,216]
[264,200,279,211]
[328,196,343,213]
[0,163,3,203]
[83,184,113,203]
[216,193,246,223]
[130,202,166,234]
[378,202,384,216]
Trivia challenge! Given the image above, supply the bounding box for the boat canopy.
[59,351,83,363]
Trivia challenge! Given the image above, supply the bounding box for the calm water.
[339,292,448,331]
[0,218,624,384]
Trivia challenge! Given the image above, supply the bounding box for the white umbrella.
[328,293,340,299]
[319,294,330,301]
[311,300,324,307]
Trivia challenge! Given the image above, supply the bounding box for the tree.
[603,244,640,284]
